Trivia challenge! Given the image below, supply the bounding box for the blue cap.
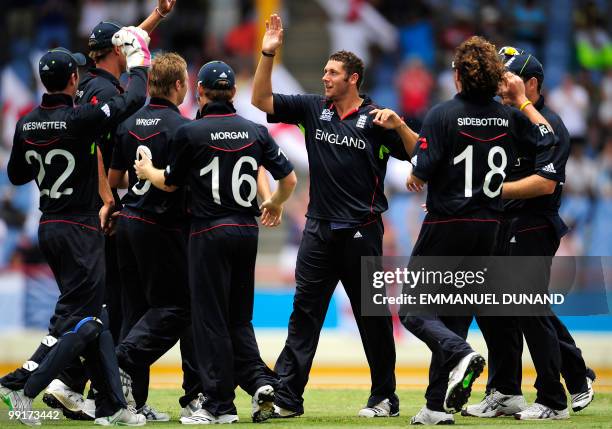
[197,61,235,90]
[501,49,544,81]
[89,21,122,50]
[39,47,87,89]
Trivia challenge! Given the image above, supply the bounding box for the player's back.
[113,98,190,221]
[417,94,526,217]
[11,95,99,215]
[176,113,272,219]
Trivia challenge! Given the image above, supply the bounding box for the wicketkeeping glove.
[112,26,151,71]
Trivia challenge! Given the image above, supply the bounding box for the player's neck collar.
[199,101,236,118]
[149,97,179,112]
[41,93,73,108]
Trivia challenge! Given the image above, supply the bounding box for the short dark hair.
[42,72,74,92]
[328,50,365,89]
[203,87,234,102]
[453,36,505,99]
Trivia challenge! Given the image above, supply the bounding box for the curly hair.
[453,36,505,99]
[329,50,365,89]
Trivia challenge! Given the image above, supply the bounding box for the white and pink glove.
[112,26,151,70]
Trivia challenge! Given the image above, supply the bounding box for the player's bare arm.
[98,147,115,232]
[134,152,177,192]
[108,169,129,189]
[501,72,553,132]
[502,174,556,199]
[138,0,177,34]
[252,13,283,114]
[370,108,419,155]
[260,171,297,228]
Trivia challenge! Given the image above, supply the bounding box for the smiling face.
[322,60,355,100]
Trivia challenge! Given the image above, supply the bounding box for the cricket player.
[402,36,559,425]
[135,60,297,424]
[251,14,418,418]
[0,26,150,426]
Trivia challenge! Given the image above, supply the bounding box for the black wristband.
[262,50,275,57]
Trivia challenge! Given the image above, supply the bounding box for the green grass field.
[2,389,611,428]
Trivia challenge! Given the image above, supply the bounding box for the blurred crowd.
[0,0,610,274]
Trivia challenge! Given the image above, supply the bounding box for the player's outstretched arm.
[252,13,284,114]
[260,171,297,227]
[134,150,178,193]
[370,108,418,155]
[502,174,556,199]
[138,0,176,34]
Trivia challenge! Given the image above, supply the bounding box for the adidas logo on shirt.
[510,236,517,243]
[542,163,556,174]
[353,231,363,238]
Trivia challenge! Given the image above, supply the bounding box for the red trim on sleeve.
[516,225,550,234]
[370,176,379,214]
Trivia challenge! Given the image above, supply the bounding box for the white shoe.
[462,390,527,417]
[444,352,485,413]
[271,404,302,418]
[42,379,94,421]
[251,385,274,423]
[180,408,238,424]
[410,406,454,425]
[571,376,594,412]
[82,398,96,419]
[358,398,399,417]
[94,407,147,426]
[119,368,136,407]
[514,403,569,420]
[181,394,206,418]
[0,387,41,426]
[138,403,170,421]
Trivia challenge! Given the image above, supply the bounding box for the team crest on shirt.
[356,114,367,128]
[320,108,334,121]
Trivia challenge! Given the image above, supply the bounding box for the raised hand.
[113,27,151,70]
[157,0,177,15]
[499,71,528,108]
[262,14,284,54]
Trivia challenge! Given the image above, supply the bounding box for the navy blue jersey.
[164,101,294,219]
[504,95,570,216]
[76,67,125,171]
[267,93,408,223]
[7,67,148,215]
[411,93,557,217]
[111,97,190,222]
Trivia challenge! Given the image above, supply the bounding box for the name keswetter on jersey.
[267,93,409,223]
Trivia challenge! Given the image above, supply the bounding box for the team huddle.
[0,1,596,426]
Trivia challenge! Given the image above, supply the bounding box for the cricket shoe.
[461,390,527,417]
[358,398,399,417]
[410,406,454,425]
[138,404,170,421]
[444,352,485,413]
[0,387,40,426]
[251,385,274,422]
[180,408,238,424]
[94,407,146,426]
[271,404,302,418]
[571,376,595,412]
[43,379,93,421]
[181,394,206,418]
[514,403,569,420]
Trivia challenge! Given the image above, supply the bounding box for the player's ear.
[349,72,359,86]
